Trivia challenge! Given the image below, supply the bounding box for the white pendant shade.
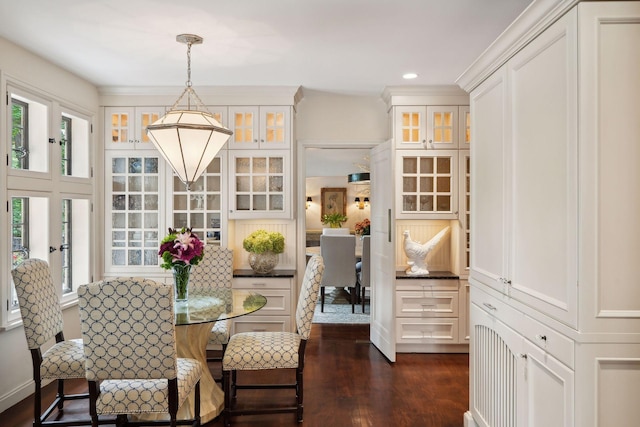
[147,109,232,190]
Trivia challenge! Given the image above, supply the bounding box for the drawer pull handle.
[482,303,497,311]
[251,283,267,287]
[253,328,267,332]
[518,353,527,359]
[536,334,547,342]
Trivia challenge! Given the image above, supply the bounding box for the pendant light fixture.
[147,34,233,190]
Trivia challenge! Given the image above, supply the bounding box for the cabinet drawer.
[521,314,574,368]
[240,289,291,316]
[231,315,291,334]
[471,286,523,326]
[396,278,459,292]
[395,318,459,344]
[396,291,459,317]
[233,277,291,290]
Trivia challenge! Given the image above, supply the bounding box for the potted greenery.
[242,230,285,274]
[321,213,348,228]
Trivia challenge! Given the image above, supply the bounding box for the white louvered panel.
[471,303,521,427]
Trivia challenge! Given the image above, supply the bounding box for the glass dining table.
[150,289,266,423]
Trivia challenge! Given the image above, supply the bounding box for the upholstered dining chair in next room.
[77,278,203,427]
[320,234,357,313]
[11,258,95,427]
[189,245,234,375]
[221,255,324,426]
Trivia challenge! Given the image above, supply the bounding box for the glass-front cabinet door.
[104,107,165,150]
[170,152,227,246]
[394,106,427,148]
[426,106,459,149]
[396,150,459,219]
[105,152,164,274]
[228,150,291,219]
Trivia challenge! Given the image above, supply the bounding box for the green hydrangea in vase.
[242,230,285,274]
[159,227,204,301]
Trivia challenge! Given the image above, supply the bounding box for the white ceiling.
[0,0,532,95]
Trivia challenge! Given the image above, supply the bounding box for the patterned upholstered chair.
[222,255,324,426]
[189,246,234,369]
[11,258,94,427]
[77,278,203,427]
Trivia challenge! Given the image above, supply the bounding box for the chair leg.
[351,286,357,313]
[33,377,43,427]
[320,287,325,312]
[296,366,304,422]
[223,370,232,427]
[362,286,366,313]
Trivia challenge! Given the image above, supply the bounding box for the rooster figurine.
[403,226,451,275]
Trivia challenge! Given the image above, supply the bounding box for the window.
[61,116,72,175]
[5,83,94,325]
[11,99,29,170]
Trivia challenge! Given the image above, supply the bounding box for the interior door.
[369,141,396,362]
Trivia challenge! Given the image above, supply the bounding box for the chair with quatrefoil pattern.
[77,278,203,427]
[188,245,234,372]
[221,255,324,426]
[12,258,98,427]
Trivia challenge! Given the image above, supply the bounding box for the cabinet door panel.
[469,69,508,292]
[507,10,578,328]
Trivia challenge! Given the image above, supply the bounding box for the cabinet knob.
[536,334,547,342]
[518,353,528,359]
[482,302,497,311]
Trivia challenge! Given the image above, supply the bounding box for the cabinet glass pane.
[436,197,451,212]
[208,213,221,228]
[190,213,204,228]
[113,195,126,210]
[269,157,283,173]
[112,157,126,173]
[437,178,451,192]
[403,177,417,192]
[190,194,205,210]
[236,157,250,173]
[129,158,142,173]
[207,176,220,191]
[112,213,125,228]
[113,176,126,192]
[237,195,250,210]
[144,213,158,228]
[270,195,284,211]
[174,213,187,224]
[144,195,158,210]
[437,158,451,173]
[403,195,417,212]
[253,195,267,210]
[128,195,142,210]
[139,112,159,144]
[420,195,434,211]
[269,176,283,192]
[144,250,157,266]
[112,250,125,265]
[144,158,158,173]
[236,176,250,192]
[128,250,141,265]
[403,157,417,173]
[128,213,141,228]
[129,176,142,192]
[253,176,267,192]
[174,194,188,210]
[253,157,266,173]
[207,158,221,173]
[207,194,221,210]
[420,157,434,174]
[420,177,433,192]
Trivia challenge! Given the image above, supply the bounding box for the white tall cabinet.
[457,1,640,426]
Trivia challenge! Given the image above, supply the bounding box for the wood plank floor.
[0,324,469,427]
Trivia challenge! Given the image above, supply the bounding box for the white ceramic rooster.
[403,226,451,275]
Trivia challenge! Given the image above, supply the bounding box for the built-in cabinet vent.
[473,324,517,427]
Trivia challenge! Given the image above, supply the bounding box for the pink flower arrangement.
[158,227,204,270]
[355,218,371,235]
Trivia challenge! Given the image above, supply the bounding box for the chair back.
[360,236,371,287]
[11,259,64,350]
[320,235,357,287]
[78,278,177,382]
[189,245,233,293]
[295,255,324,339]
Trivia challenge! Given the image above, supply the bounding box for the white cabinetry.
[395,150,459,219]
[104,106,165,149]
[228,106,291,149]
[459,2,640,426]
[228,150,291,219]
[393,105,467,149]
[231,270,295,333]
[395,275,467,352]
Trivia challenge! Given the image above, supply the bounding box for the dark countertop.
[396,270,459,280]
[233,269,296,278]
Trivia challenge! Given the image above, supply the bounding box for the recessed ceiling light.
[403,73,418,80]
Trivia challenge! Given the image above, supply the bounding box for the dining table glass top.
[174,289,267,326]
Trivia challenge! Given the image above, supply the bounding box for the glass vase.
[172,263,192,302]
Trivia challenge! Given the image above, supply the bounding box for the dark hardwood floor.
[0,324,469,427]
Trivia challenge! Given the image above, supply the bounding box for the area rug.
[313,287,370,324]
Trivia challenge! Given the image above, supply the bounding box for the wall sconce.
[364,197,370,208]
[306,196,312,209]
[355,197,364,210]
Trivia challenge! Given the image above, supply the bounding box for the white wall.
[0,37,99,412]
